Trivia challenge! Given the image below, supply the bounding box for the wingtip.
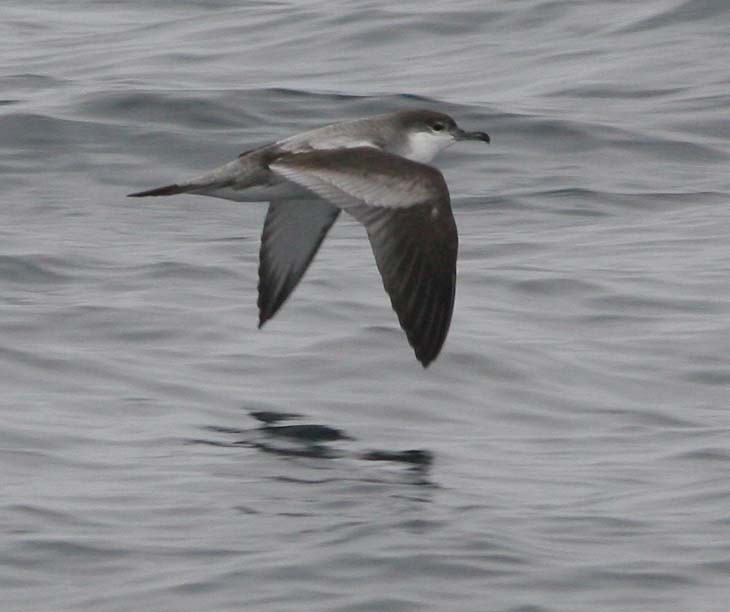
[257,309,272,329]
[416,351,436,368]
[257,294,273,328]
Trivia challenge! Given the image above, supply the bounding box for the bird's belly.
[202,180,315,203]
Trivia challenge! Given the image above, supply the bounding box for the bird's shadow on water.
[189,410,435,486]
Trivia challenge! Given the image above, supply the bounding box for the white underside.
[196,181,314,203]
[403,131,455,163]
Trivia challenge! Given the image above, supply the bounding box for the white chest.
[403,131,454,163]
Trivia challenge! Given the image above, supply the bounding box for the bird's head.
[395,109,490,163]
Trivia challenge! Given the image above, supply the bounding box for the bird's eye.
[432,123,445,132]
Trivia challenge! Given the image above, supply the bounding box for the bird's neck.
[400,132,454,164]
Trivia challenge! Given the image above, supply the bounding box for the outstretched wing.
[271,148,458,366]
[258,199,340,327]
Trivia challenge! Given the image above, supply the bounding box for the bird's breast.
[402,132,455,164]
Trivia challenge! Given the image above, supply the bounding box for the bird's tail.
[127,184,194,197]
[127,158,246,198]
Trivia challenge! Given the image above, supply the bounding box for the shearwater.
[129,109,490,366]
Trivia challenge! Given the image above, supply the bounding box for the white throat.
[403,131,455,163]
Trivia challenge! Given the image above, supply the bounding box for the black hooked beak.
[455,128,490,143]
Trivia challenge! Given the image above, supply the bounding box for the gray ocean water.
[2,1,730,610]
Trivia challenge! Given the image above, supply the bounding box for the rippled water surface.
[2,1,730,611]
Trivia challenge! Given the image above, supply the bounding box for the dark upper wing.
[349,201,457,366]
[258,198,340,327]
[271,148,458,366]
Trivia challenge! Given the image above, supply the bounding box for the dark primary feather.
[348,201,457,367]
[272,148,458,367]
[257,199,340,327]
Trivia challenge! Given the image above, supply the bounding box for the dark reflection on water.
[193,412,434,484]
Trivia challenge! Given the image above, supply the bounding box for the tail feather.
[127,184,193,197]
[128,158,246,198]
